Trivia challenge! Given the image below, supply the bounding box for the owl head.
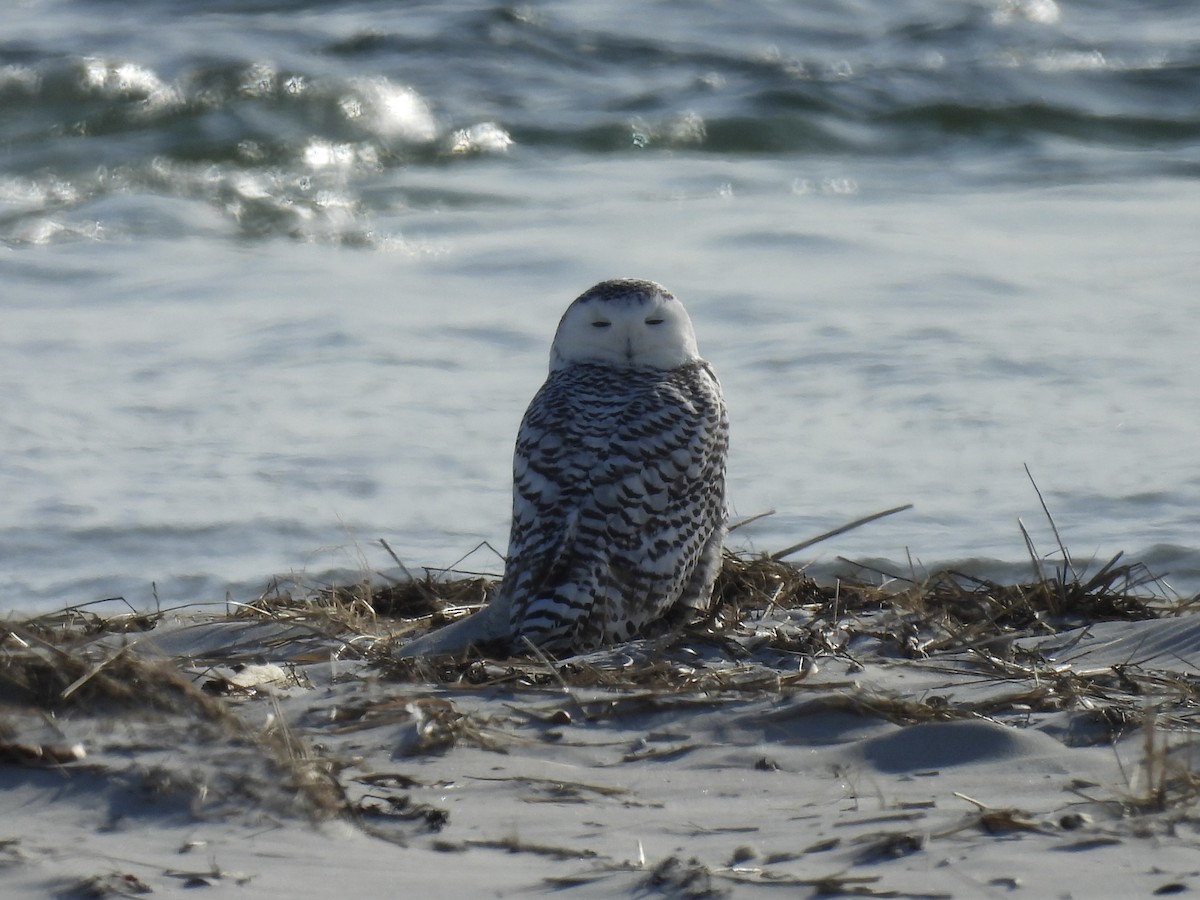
[548,278,702,372]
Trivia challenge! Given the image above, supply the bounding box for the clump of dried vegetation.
[1,603,346,819]
[370,537,1187,690]
[3,506,1192,697]
[3,498,1199,819]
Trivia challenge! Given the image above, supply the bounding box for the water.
[4,0,1199,614]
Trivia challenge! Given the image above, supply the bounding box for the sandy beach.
[4,558,1199,898]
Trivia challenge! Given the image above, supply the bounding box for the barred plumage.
[392,278,728,661]
[501,278,728,654]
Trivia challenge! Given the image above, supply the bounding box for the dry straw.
[3,496,1198,823]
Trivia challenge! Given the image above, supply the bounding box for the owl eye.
[592,320,611,328]
[645,318,664,326]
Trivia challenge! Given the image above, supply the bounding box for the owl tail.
[392,592,512,659]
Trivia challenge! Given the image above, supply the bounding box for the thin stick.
[727,509,775,533]
[770,504,913,562]
[428,541,506,579]
[379,538,415,582]
[1017,517,1046,584]
[519,637,588,720]
[520,636,569,690]
[1024,464,1077,582]
[834,556,915,585]
[953,791,990,810]
[61,647,130,701]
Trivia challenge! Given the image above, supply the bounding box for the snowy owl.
[395,278,727,659]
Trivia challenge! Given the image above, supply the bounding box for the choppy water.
[4,0,1199,614]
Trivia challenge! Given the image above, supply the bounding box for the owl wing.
[503,362,727,653]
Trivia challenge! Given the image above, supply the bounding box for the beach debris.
[803,837,841,853]
[950,792,1047,835]
[728,845,757,866]
[465,773,633,805]
[60,871,152,898]
[622,741,700,763]
[162,862,254,888]
[201,662,293,696]
[354,771,425,789]
[642,855,729,899]
[854,830,926,864]
[1059,811,1092,830]
[1152,882,1188,895]
[354,792,449,831]
[461,835,599,860]
[0,738,86,766]
[397,696,472,756]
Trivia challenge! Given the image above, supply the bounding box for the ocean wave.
[2,2,1196,247]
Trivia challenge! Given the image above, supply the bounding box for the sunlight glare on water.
[2,0,1198,612]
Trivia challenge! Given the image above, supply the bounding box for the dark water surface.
[3,0,1198,611]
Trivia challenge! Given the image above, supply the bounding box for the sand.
[4,578,1200,898]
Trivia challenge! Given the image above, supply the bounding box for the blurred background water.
[3,0,1198,614]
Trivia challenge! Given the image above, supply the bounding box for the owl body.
[501,279,728,654]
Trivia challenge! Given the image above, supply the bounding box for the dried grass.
[1,615,345,820]
[4,506,1199,818]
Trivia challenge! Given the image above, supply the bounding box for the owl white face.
[548,279,702,372]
